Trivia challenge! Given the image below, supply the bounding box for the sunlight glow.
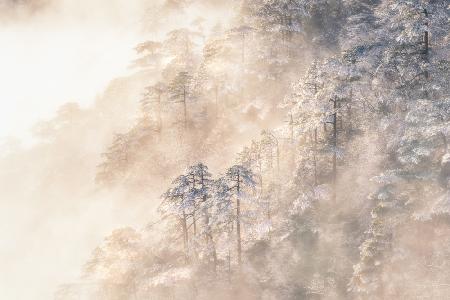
[0,1,142,144]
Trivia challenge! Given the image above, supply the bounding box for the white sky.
[0,0,145,145]
[0,3,152,299]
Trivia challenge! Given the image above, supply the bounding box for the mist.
[1,1,449,300]
[0,0,144,142]
[0,0,149,299]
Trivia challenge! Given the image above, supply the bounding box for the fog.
[0,0,144,142]
[1,1,449,299]
[0,1,237,298]
[0,1,149,299]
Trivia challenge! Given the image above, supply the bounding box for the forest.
[1,0,449,299]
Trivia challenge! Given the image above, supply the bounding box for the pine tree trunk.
[158,93,162,133]
[182,209,189,263]
[215,85,219,121]
[330,97,338,203]
[423,9,429,56]
[276,142,280,176]
[236,171,242,268]
[192,175,196,235]
[423,8,430,82]
[289,113,294,144]
[183,87,187,129]
[193,211,196,236]
[242,33,246,65]
[347,104,352,135]
[313,128,318,186]
[207,231,218,276]
[227,214,232,282]
[227,247,231,282]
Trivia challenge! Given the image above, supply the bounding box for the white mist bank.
[0,0,145,144]
[0,1,150,299]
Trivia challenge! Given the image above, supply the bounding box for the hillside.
[10,1,449,299]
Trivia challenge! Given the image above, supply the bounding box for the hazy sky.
[0,1,148,298]
[0,0,146,144]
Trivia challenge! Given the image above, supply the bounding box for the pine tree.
[160,174,193,260]
[168,71,194,129]
[223,165,256,268]
[141,82,166,132]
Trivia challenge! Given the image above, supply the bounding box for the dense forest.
[8,0,449,299]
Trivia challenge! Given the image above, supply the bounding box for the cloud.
[0,0,148,143]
